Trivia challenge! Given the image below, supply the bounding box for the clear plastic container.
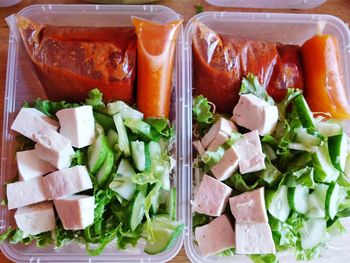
[204,0,327,9]
[0,4,185,262]
[183,11,350,263]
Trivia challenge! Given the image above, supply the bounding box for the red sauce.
[192,22,304,114]
[17,16,136,103]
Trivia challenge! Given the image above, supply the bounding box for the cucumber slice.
[288,185,309,214]
[300,218,326,250]
[312,142,339,183]
[328,134,348,172]
[166,188,177,220]
[267,185,290,222]
[316,121,342,137]
[110,159,136,201]
[144,216,184,255]
[128,191,145,231]
[87,135,108,174]
[294,94,316,129]
[151,189,160,215]
[326,182,345,220]
[93,111,115,132]
[294,127,322,146]
[149,141,162,157]
[113,113,130,157]
[308,184,328,218]
[107,101,143,120]
[131,141,151,172]
[161,166,171,191]
[96,150,114,186]
[106,129,118,148]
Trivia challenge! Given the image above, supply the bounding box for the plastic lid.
[205,0,327,9]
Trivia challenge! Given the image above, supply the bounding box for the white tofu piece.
[14,202,56,237]
[193,140,205,155]
[54,195,94,230]
[193,174,232,216]
[235,130,266,174]
[201,117,237,148]
[56,105,96,148]
[34,128,74,170]
[7,177,47,210]
[211,146,239,181]
[229,188,268,223]
[235,222,276,254]
[195,215,235,257]
[17,150,56,181]
[11,108,59,141]
[232,94,278,136]
[43,165,93,200]
[207,131,229,152]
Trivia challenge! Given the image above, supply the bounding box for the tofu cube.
[201,117,237,149]
[235,130,266,174]
[56,106,96,148]
[34,128,74,170]
[235,222,276,254]
[17,150,56,181]
[207,131,229,152]
[229,188,268,223]
[54,195,95,230]
[43,165,93,200]
[211,146,239,181]
[7,177,47,210]
[193,174,232,216]
[232,94,278,136]
[193,140,205,155]
[14,202,56,237]
[195,215,235,257]
[11,108,59,141]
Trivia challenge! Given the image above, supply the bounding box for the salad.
[0,90,183,255]
[192,74,350,262]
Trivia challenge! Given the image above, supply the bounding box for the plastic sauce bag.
[16,15,137,103]
[132,17,183,118]
[192,21,304,114]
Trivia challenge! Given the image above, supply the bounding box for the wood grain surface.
[1,0,350,262]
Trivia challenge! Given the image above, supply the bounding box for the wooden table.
[0,0,349,262]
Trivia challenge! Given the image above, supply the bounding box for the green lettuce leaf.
[200,147,225,171]
[85,88,105,109]
[192,95,214,124]
[240,73,274,105]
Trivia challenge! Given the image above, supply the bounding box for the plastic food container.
[204,0,327,9]
[0,4,185,262]
[183,11,350,263]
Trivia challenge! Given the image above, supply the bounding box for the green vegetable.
[85,88,105,109]
[113,113,131,157]
[200,147,225,171]
[194,3,204,14]
[192,95,214,125]
[143,216,184,255]
[239,73,274,105]
[250,254,279,263]
[87,135,108,174]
